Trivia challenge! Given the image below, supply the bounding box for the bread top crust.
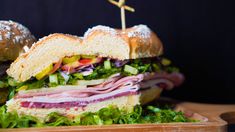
[83,24,163,59]
[7,25,164,82]
[0,20,36,61]
[7,33,82,82]
[11,33,81,65]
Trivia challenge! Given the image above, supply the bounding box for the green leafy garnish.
[45,112,72,126]
[0,81,8,89]
[0,105,42,128]
[82,66,121,80]
[0,105,197,128]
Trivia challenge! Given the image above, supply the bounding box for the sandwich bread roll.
[8,25,163,82]
[6,25,183,121]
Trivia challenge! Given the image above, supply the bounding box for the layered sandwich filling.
[6,55,184,109]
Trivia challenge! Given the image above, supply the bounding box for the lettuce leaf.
[0,105,43,128]
[0,105,197,128]
[0,105,17,128]
[16,115,42,128]
[83,66,121,80]
[45,112,72,126]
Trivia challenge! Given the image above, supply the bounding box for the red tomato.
[79,59,93,65]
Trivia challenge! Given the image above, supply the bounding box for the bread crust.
[19,33,82,59]
[7,33,82,82]
[121,25,163,58]
[82,25,163,60]
[7,25,164,82]
[0,20,36,61]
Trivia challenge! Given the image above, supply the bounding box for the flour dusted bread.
[7,33,82,82]
[82,24,163,60]
[0,20,36,61]
[7,25,163,82]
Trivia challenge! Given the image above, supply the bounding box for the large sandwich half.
[6,25,184,121]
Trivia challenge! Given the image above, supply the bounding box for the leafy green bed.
[0,105,196,128]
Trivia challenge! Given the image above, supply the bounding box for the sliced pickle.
[16,85,28,91]
[35,64,53,80]
[161,58,171,66]
[62,55,80,64]
[81,55,96,59]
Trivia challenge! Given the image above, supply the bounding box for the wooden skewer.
[121,6,126,30]
[108,0,135,31]
[108,0,135,12]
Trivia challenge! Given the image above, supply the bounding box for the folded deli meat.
[6,25,184,120]
[17,72,182,108]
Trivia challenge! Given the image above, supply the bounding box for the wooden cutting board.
[1,98,235,132]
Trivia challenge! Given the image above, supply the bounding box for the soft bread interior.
[81,30,130,60]
[7,34,82,82]
[6,94,140,121]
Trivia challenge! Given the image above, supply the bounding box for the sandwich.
[5,25,184,121]
[0,20,35,76]
[0,20,35,104]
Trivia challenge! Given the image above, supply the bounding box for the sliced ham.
[16,74,143,99]
[143,72,184,87]
[19,85,139,103]
[17,71,184,109]
[20,91,137,108]
[16,86,87,98]
[16,73,122,98]
[140,79,174,90]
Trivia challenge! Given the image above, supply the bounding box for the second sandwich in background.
[0,20,36,104]
[6,25,184,121]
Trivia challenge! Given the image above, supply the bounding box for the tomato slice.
[79,59,93,65]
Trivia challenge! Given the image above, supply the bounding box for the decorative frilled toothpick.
[108,0,135,31]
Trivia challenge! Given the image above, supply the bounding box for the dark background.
[0,0,235,103]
